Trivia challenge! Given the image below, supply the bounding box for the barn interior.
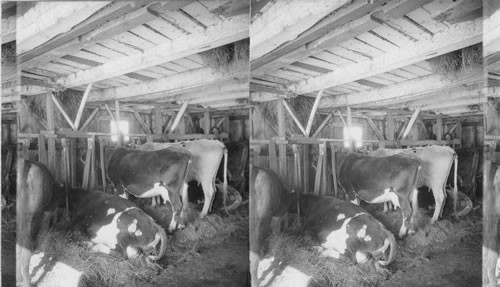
[2,1,250,287]
[250,0,485,286]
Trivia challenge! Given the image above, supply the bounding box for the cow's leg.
[200,181,216,218]
[17,244,32,287]
[350,197,360,205]
[250,251,260,287]
[431,186,446,224]
[397,195,412,238]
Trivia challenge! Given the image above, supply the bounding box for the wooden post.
[313,143,325,196]
[204,110,210,135]
[178,115,186,135]
[320,143,327,195]
[82,136,94,191]
[46,93,56,174]
[154,105,162,135]
[277,99,287,182]
[99,138,106,191]
[402,108,420,139]
[114,100,123,146]
[330,143,338,198]
[305,90,323,136]
[292,144,302,226]
[455,119,462,147]
[386,112,394,146]
[223,114,230,141]
[253,145,261,167]
[22,139,29,160]
[38,134,47,165]
[269,141,278,172]
[346,106,353,152]
[436,116,443,141]
[61,138,70,219]
[69,139,76,187]
[303,144,310,194]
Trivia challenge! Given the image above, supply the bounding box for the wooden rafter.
[55,15,249,88]
[87,62,248,101]
[322,66,482,108]
[291,18,482,94]
[366,117,384,140]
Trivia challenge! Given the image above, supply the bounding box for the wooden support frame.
[104,104,115,121]
[313,142,326,195]
[99,138,106,191]
[336,110,347,128]
[282,100,307,136]
[74,83,93,130]
[366,117,384,141]
[46,94,56,174]
[312,113,333,138]
[346,106,353,151]
[51,93,76,130]
[329,143,338,198]
[79,107,99,131]
[133,111,151,134]
[402,108,420,139]
[169,102,189,133]
[203,110,210,135]
[436,116,443,141]
[268,140,278,172]
[305,90,323,136]
[154,106,162,135]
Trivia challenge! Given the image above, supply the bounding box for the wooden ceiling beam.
[250,0,351,61]
[292,18,482,94]
[87,61,248,102]
[321,66,482,108]
[55,14,248,88]
[18,2,120,55]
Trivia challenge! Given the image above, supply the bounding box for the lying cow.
[136,139,228,217]
[300,194,396,270]
[339,153,421,237]
[250,166,291,287]
[105,147,192,232]
[69,188,167,269]
[370,145,457,224]
[17,160,65,287]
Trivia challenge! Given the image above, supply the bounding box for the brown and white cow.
[339,153,421,238]
[105,147,192,232]
[369,145,458,224]
[250,166,291,287]
[17,160,66,287]
[69,188,167,269]
[300,194,396,270]
[136,139,228,218]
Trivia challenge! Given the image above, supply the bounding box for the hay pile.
[32,229,157,287]
[259,232,387,287]
[259,96,323,135]
[1,42,16,65]
[428,44,482,75]
[199,38,249,72]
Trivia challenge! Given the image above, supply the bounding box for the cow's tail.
[377,229,396,267]
[148,224,167,261]
[223,146,228,214]
[453,152,458,219]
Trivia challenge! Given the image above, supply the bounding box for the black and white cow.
[339,153,421,237]
[105,147,192,232]
[69,188,167,269]
[300,194,396,269]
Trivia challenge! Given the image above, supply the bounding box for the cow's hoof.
[408,229,416,235]
[177,223,186,230]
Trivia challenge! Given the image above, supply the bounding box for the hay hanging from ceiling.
[428,44,482,75]
[200,38,249,72]
[1,42,16,65]
[259,96,323,135]
[21,89,90,129]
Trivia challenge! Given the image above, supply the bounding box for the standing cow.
[17,160,66,287]
[105,147,192,232]
[250,166,291,287]
[339,153,421,237]
[136,139,228,218]
[300,194,396,270]
[370,145,458,224]
[69,188,167,268]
